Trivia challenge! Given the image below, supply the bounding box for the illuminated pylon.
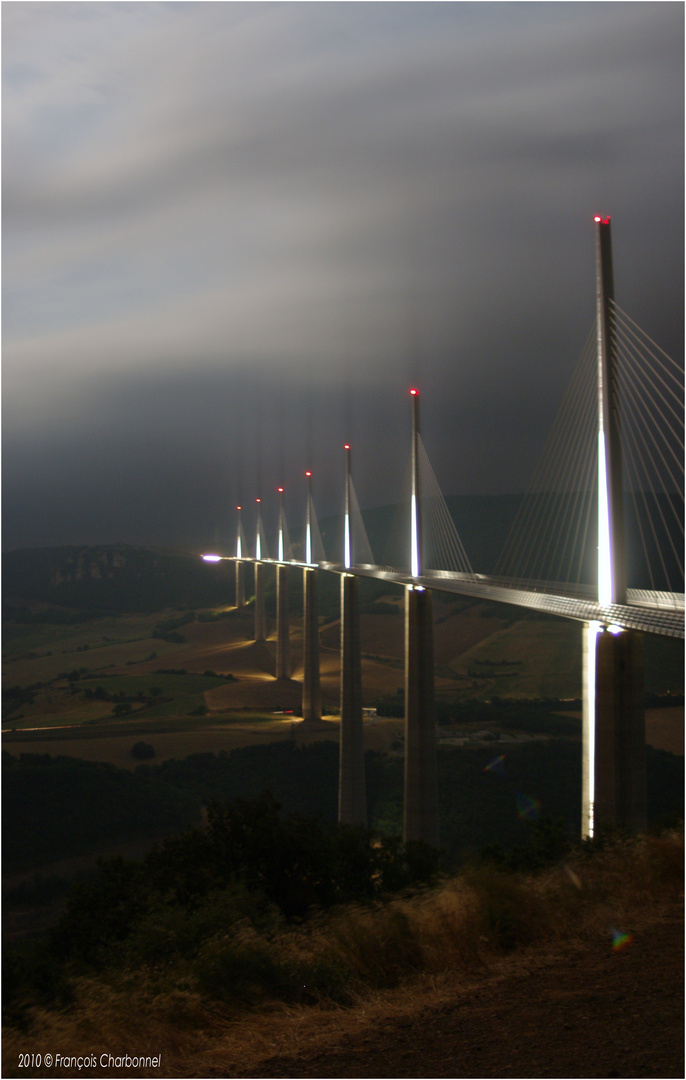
[235,505,245,610]
[276,487,290,680]
[302,471,321,721]
[277,487,286,564]
[595,215,626,608]
[305,471,313,565]
[410,388,422,578]
[254,498,266,642]
[339,443,366,825]
[582,217,645,840]
[343,444,352,570]
[236,505,244,560]
[404,389,438,847]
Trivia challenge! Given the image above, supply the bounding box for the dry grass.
[4,831,682,1078]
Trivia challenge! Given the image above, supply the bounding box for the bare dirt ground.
[4,900,680,1079]
[225,905,683,1080]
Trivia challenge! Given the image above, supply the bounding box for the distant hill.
[3,488,681,618]
[2,545,235,616]
[2,496,524,618]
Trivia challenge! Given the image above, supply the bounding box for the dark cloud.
[2,2,683,553]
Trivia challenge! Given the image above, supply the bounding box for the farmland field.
[3,588,682,938]
[4,590,682,733]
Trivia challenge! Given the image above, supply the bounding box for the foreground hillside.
[238,908,683,1079]
[3,829,682,1079]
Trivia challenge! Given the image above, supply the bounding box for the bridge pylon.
[234,505,245,610]
[253,498,267,642]
[583,217,646,839]
[276,488,291,680]
[404,389,439,848]
[302,472,322,722]
[339,444,367,826]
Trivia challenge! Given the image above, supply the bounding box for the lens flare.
[515,792,541,821]
[563,864,583,891]
[611,928,634,951]
[484,754,506,775]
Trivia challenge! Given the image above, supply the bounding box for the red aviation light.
[256,498,261,503]
[277,487,284,493]
[410,387,419,396]
[236,505,242,511]
[594,215,611,224]
[344,443,350,451]
[305,470,312,477]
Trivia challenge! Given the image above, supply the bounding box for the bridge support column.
[595,628,646,834]
[582,623,646,838]
[581,622,597,840]
[235,560,245,610]
[403,585,439,847]
[339,574,367,826]
[254,562,266,642]
[276,564,290,680]
[302,567,322,721]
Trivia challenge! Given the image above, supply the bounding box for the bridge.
[202,217,684,847]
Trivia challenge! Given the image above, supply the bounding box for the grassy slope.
[3,832,682,1078]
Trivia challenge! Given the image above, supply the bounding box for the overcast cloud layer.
[3,2,683,553]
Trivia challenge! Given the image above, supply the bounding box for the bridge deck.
[224,557,684,638]
[318,563,685,639]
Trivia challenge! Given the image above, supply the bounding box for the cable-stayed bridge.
[203,217,683,847]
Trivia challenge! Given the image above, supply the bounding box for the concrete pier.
[403,585,439,847]
[254,562,266,642]
[235,560,245,610]
[594,628,646,833]
[302,567,322,721]
[581,621,596,840]
[339,573,367,826]
[276,563,290,680]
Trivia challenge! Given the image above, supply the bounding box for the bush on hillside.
[131,742,155,760]
[45,791,442,969]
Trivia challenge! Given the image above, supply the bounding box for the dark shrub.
[131,741,155,760]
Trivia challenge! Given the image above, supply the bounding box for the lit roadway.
[212,556,684,639]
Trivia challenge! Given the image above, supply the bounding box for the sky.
[3,1,684,555]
